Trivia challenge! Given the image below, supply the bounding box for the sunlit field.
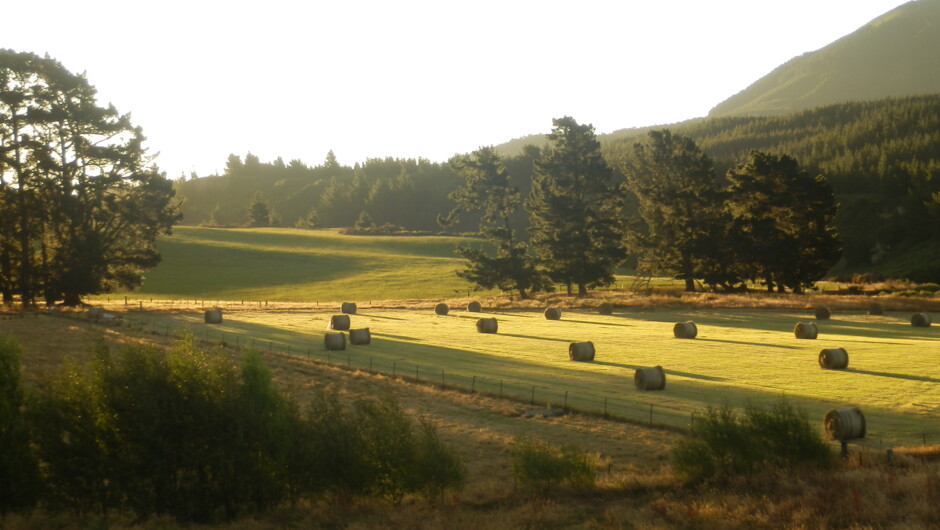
[123,226,501,301]
[110,304,939,448]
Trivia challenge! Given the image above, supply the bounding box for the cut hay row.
[349,328,371,345]
[568,341,595,362]
[825,407,867,441]
[328,314,351,330]
[794,322,818,339]
[818,347,849,369]
[673,321,697,339]
[635,365,666,391]
[912,312,932,327]
[204,308,222,324]
[476,317,498,334]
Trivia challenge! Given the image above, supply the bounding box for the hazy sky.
[5,0,908,177]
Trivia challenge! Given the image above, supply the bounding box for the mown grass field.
[122,226,497,301]
[108,226,687,303]
[110,303,939,449]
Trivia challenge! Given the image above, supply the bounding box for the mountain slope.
[709,0,940,117]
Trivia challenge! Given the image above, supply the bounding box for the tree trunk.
[684,278,695,292]
[565,282,572,297]
[578,283,588,297]
[517,288,530,300]
[62,292,82,307]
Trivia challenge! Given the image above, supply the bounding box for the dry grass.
[3,300,940,529]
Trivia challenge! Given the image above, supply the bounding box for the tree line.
[175,95,940,283]
[0,50,179,306]
[443,119,839,297]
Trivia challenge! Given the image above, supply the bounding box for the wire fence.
[48,309,940,451]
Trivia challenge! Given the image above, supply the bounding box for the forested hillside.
[173,95,940,280]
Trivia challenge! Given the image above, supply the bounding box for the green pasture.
[121,226,498,301]
[118,305,940,448]
[107,226,682,302]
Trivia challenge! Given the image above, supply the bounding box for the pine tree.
[726,150,841,293]
[623,130,729,292]
[526,117,626,296]
[440,147,546,299]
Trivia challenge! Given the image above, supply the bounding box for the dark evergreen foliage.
[0,50,180,306]
[526,117,627,296]
[441,147,547,299]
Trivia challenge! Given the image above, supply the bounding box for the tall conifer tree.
[526,117,625,296]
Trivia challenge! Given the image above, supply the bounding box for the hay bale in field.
[349,328,371,345]
[328,314,351,330]
[341,302,357,315]
[818,347,849,369]
[598,303,613,315]
[87,306,105,320]
[911,312,932,328]
[568,341,595,362]
[434,303,449,316]
[467,301,482,313]
[476,317,498,334]
[544,307,561,320]
[794,322,818,339]
[204,308,223,324]
[824,407,866,441]
[635,365,666,391]
[324,332,346,351]
[673,321,697,339]
[814,306,831,320]
[868,303,884,316]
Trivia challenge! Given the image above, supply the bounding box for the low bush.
[19,333,463,523]
[0,333,42,517]
[511,436,597,494]
[672,400,834,484]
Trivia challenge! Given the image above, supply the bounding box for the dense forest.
[173,94,940,280]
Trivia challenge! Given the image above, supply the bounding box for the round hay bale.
[467,301,482,313]
[328,314,351,330]
[476,317,498,334]
[818,347,849,369]
[814,306,831,320]
[341,302,357,315]
[824,407,866,441]
[635,365,666,391]
[349,328,371,345]
[324,332,346,351]
[598,303,613,315]
[794,322,818,340]
[434,303,449,316]
[87,306,105,320]
[911,312,932,328]
[673,321,697,339]
[204,308,222,324]
[544,307,561,320]
[568,341,595,362]
[868,303,884,316]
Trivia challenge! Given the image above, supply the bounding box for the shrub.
[0,334,41,516]
[672,400,833,484]
[511,436,597,494]
[29,335,311,523]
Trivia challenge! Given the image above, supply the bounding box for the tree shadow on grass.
[846,368,940,383]
[591,360,729,382]
[555,318,636,327]
[695,337,800,350]
[497,333,573,343]
[358,313,407,321]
